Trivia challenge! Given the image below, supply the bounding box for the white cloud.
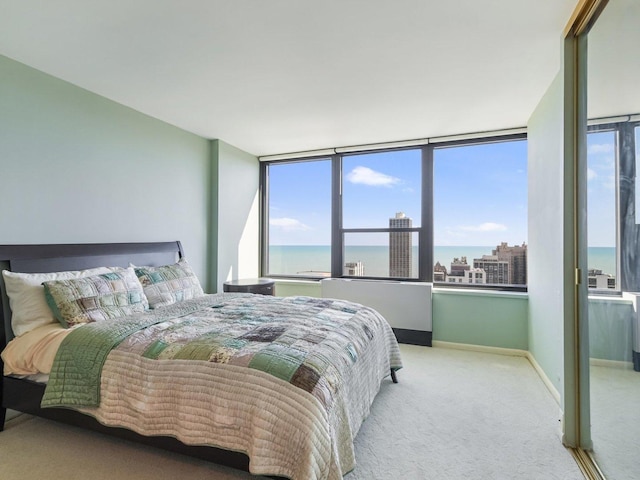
[345,166,400,187]
[459,222,508,232]
[588,143,614,155]
[587,168,597,180]
[269,217,311,231]
[603,174,615,189]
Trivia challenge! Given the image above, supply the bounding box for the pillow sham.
[43,267,148,328]
[134,258,204,309]
[2,266,114,337]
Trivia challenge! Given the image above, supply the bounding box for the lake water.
[268,245,617,278]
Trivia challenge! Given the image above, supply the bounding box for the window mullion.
[331,154,343,277]
[421,145,434,282]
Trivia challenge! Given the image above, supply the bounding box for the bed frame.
[0,241,270,476]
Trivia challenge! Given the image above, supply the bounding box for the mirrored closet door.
[585,1,640,478]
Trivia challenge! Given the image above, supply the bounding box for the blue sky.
[587,130,617,247]
[268,135,618,249]
[433,141,527,247]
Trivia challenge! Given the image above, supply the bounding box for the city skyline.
[269,243,617,285]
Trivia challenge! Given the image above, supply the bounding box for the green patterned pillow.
[134,258,204,309]
[43,267,149,328]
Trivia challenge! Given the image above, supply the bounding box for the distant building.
[433,242,528,286]
[465,268,486,284]
[389,212,412,277]
[493,242,527,285]
[449,257,470,278]
[588,269,616,290]
[344,261,365,276]
[473,255,509,284]
[444,257,486,284]
[433,261,447,282]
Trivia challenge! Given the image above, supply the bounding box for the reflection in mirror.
[587,1,640,479]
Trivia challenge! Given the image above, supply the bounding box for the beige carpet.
[0,345,585,480]
[590,364,640,480]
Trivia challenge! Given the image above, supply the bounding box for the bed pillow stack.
[3,258,205,333]
[2,266,114,336]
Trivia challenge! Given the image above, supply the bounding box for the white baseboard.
[433,340,562,406]
[526,351,561,406]
[589,357,634,370]
[432,340,527,357]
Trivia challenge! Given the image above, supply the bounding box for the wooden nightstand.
[222,278,275,296]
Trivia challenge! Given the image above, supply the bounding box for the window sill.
[588,293,629,303]
[433,287,528,300]
[272,278,320,285]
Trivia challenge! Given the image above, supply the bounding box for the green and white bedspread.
[42,293,403,480]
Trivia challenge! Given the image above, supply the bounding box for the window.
[261,134,528,289]
[264,159,331,277]
[433,138,528,287]
[586,128,617,291]
[342,149,423,279]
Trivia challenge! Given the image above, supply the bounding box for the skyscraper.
[389,212,412,277]
[473,255,509,284]
[493,242,527,285]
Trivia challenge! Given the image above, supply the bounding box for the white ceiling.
[587,0,640,120]
[0,0,579,157]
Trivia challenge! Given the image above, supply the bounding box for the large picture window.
[433,138,528,287]
[265,158,331,277]
[261,134,528,289]
[341,149,423,279]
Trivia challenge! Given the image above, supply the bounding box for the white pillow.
[2,267,114,337]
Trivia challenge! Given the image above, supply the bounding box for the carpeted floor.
[0,345,585,480]
[590,364,640,480]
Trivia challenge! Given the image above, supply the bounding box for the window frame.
[585,123,620,295]
[430,133,528,292]
[260,155,333,281]
[334,147,430,281]
[260,133,529,291]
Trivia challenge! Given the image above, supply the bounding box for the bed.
[0,241,402,480]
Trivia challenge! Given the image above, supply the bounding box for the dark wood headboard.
[0,241,183,348]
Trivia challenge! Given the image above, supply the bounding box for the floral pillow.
[43,267,148,328]
[134,258,204,309]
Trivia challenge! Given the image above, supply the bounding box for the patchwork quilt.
[42,293,403,480]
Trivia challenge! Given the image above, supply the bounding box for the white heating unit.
[320,278,432,344]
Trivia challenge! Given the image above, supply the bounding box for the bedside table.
[223,278,275,296]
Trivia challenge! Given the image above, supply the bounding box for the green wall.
[215,141,259,292]
[274,280,323,298]
[0,54,213,288]
[432,290,528,350]
[527,71,566,397]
